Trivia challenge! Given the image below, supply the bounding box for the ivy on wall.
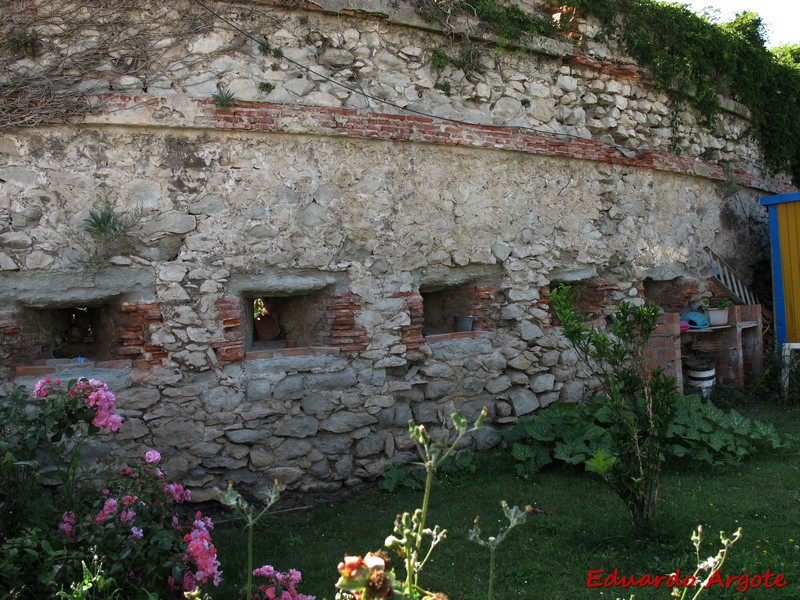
[562,0,800,184]
[418,0,800,185]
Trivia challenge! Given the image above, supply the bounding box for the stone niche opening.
[247,291,328,350]
[643,276,700,312]
[33,305,116,362]
[420,285,485,335]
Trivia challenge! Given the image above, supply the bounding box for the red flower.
[338,555,365,578]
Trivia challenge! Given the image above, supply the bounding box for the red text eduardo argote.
[586,568,788,593]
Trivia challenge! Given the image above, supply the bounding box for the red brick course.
[315,292,369,352]
[93,95,791,195]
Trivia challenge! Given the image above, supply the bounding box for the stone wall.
[0,0,792,497]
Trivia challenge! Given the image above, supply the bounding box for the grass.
[212,401,800,600]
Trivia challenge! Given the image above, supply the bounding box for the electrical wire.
[188,0,640,157]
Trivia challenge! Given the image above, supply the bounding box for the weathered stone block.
[507,387,539,416]
[320,410,377,433]
[376,404,413,427]
[272,375,305,401]
[278,416,319,438]
[202,386,244,412]
[424,380,456,399]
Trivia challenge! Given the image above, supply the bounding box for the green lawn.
[213,402,800,600]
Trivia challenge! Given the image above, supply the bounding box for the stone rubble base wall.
[0,0,784,496]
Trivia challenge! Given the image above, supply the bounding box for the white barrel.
[687,364,715,397]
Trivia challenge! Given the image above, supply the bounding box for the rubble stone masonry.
[0,0,785,497]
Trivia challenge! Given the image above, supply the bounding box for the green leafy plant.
[469,0,553,40]
[700,297,734,310]
[5,29,39,57]
[56,556,123,600]
[550,284,679,537]
[773,44,800,69]
[429,47,450,70]
[508,392,791,480]
[433,81,451,95]
[562,0,800,184]
[258,81,275,93]
[77,203,145,267]
[212,88,236,108]
[0,526,70,598]
[382,452,477,492]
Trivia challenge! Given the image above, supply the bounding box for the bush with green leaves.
[0,378,222,598]
[514,285,796,537]
[0,378,122,540]
[546,284,680,537]
[60,450,222,597]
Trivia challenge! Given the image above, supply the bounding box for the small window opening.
[42,305,114,361]
[248,293,326,350]
[421,287,479,335]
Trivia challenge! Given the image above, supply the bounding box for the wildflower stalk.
[401,408,487,597]
[679,525,743,600]
[469,501,532,600]
[338,410,487,600]
[218,480,280,600]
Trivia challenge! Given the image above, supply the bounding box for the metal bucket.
[454,315,474,332]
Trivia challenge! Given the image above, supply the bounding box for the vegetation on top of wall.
[773,44,800,69]
[561,0,800,184]
[4,29,39,58]
[417,0,800,184]
[415,0,553,41]
[0,2,213,128]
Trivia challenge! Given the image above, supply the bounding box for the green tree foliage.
[563,0,800,184]
[548,285,680,537]
[773,44,800,68]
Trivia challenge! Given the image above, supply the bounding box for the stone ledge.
[245,345,341,360]
[15,359,134,377]
[424,331,497,344]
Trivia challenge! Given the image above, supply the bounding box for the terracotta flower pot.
[254,314,280,340]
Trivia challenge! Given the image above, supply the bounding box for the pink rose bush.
[60,449,222,597]
[33,376,122,432]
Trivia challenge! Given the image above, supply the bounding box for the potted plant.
[253,298,280,340]
[700,298,734,326]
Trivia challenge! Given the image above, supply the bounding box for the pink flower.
[131,526,144,539]
[145,450,161,463]
[120,509,136,524]
[254,565,276,579]
[168,571,198,592]
[164,482,191,503]
[33,377,51,398]
[58,512,77,539]
[95,498,118,524]
[72,379,123,432]
[182,513,222,587]
[254,565,313,599]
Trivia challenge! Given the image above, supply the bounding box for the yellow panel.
[778,203,800,342]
